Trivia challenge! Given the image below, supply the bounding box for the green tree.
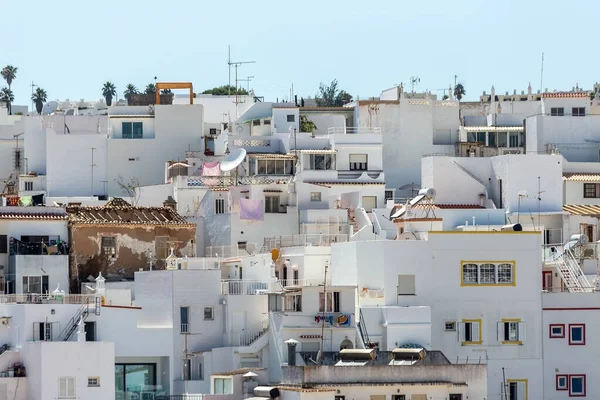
[144,83,156,94]
[102,81,117,106]
[1,65,17,89]
[31,87,48,115]
[299,115,317,133]
[0,87,15,114]
[161,89,172,95]
[453,83,466,101]
[316,79,353,106]
[202,85,248,96]
[123,84,139,103]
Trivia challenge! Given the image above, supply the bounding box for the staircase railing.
[58,301,91,341]
[556,249,593,293]
[357,309,371,347]
[232,315,269,346]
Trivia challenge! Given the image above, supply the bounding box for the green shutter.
[132,122,143,138]
[122,122,132,138]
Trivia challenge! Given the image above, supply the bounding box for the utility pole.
[90,147,96,196]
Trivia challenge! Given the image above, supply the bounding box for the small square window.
[310,192,321,202]
[556,375,568,391]
[569,375,586,397]
[287,114,295,122]
[445,321,456,331]
[549,324,565,338]
[569,324,585,345]
[204,307,214,320]
[252,119,261,126]
[88,377,100,387]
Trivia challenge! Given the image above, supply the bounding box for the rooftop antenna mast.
[409,76,420,93]
[540,53,544,93]
[227,46,256,114]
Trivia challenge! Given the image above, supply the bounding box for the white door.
[362,196,377,212]
[232,311,245,332]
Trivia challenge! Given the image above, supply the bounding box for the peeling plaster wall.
[69,224,196,290]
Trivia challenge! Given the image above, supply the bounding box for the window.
[385,190,394,202]
[25,181,33,191]
[265,195,282,213]
[549,324,565,338]
[556,375,568,391]
[569,324,585,345]
[88,377,100,387]
[461,262,515,286]
[445,321,456,331]
[252,119,261,126]
[349,154,368,170]
[204,307,214,320]
[397,274,416,295]
[215,198,226,214]
[264,119,271,125]
[58,377,76,399]
[209,128,220,136]
[319,291,341,313]
[506,379,528,400]
[287,114,295,122]
[583,183,600,198]
[115,364,156,396]
[101,236,116,258]
[310,192,322,202]
[256,160,294,175]
[307,154,334,170]
[180,307,189,333]
[0,235,6,254]
[122,122,143,138]
[569,375,586,396]
[459,319,481,345]
[392,396,406,400]
[550,107,564,116]
[572,107,585,117]
[285,294,302,312]
[499,319,525,344]
[23,275,48,294]
[213,377,233,394]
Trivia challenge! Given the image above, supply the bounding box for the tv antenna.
[227,46,256,105]
[409,76,420,93]
[238,76,255,93]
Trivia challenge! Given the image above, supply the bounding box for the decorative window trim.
[568,324,585,345]
[556,374,568,391]
[500,318,524,345]
[460,261,516,286]
[506,379,528,400]
[569,375,586,397]
[460,319,482,345]
[549,324,565,339]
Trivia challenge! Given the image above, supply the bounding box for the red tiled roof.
[391,204,484,211]
[305,181,385,187]
[0,207,68,220]
[563,173,600,182]
[541,92,590,99]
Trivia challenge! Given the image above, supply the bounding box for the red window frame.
[549,324,565,338]
[568,374,586,397]
[556,374,568,391]
[568,324,586,345]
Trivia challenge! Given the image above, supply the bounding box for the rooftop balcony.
[221,279,281,295]
[10,237,68,256]
[262,234,348,251]
[0,294,94,305]
[327,127,381,135]
[185,175,293,188]
[205,244,258,258]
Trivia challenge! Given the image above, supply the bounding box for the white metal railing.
[180,323,189,334]
[280,278,330,288]
[327,127,382,135]
[0,294,94,304]
[231,315,269,346]
[221,280,281,295]
[544,248,593,293]
[262,234,348,250]
[205,244,257,258]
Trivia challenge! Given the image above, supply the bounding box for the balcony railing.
[187,175,292,187]
[9,237,68,256]
[0,294,94,304]
[221,280,281,295]
[205,244,258,258]
[280,278,330,288]
[327,127,382,135]
[262,234,348,250]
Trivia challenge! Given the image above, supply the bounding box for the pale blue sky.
[3,0,599,108]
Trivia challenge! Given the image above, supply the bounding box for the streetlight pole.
[182,332,202,395]
[90,147,96,196]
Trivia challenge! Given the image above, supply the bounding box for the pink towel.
[240,199,264,221]
[202,162,221,186]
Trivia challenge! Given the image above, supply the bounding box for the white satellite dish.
[65,109,75,116]
[220,148,247,172]
[41,101,59,115]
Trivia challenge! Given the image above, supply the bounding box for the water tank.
[501,224,522,231]
[418,188,436,199]
[254,387,280,398]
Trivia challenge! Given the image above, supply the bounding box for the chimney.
[285,338,299,366]
[163,196,177,211]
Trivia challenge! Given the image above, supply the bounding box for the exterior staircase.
[554,249,593,293]
[233,316,270,353]
[357,309,372,348]
[58,302,92,341]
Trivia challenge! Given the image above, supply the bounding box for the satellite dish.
[65,109,75,116]
[41,101,59,115]
[220,148,246,172]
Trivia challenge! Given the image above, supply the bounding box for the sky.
[2,0,600,110]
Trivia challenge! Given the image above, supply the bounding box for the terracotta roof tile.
[563,205,600,216]
[563,173,600,182]
[306,181,385,187]
[66,197,194,226]
[0,206,68,220]
[391,204,485,211]
[541,92,590,99]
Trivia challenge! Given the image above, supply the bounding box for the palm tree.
[123,84,139,103]
[144,83,156,94]
[454,83,466,101]
[1,65,17,89]
[31,87,48,115]
[161,89,172,95]
[0,87,15,114]
[102,81,117,106]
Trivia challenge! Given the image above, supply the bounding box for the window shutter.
[68,378,75,397]
[59,378,66,397]
[497,322,504,342]
[472,322,480,342]
[518,381,527,399]
[518,322,527,342]
[457,322,465,342]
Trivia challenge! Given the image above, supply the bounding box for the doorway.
[542,271,553,292]
[85,321,96,341]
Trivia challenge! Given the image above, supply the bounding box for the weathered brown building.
[67,198,196,291]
